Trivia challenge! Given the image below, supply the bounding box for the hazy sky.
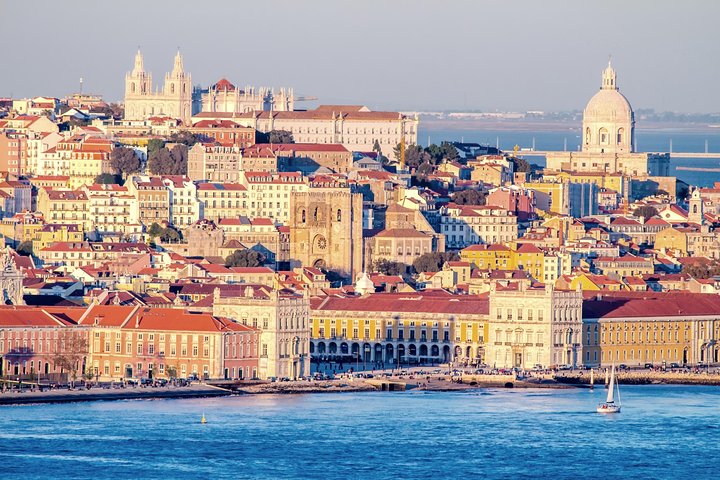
[1,0,718,112]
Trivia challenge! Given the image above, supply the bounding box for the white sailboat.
[597,365,621,413]
[590,368,594,390]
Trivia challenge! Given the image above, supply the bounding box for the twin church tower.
[124,49,193,124]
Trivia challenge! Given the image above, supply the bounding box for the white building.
[545,61,669,177]
[123,50,193,125]
[487,282,584,369]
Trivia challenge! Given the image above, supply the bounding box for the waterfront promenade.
[0,383,231,405]
[3,367,720,406]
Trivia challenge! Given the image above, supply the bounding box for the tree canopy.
[147,138,166,155]
[110,146,142,178]
[413,252,460,273]
[451,189,486,205]
[148,145,188,175]
[682,261,720,280]
[159,226,181,243]
[633,205,659,222]
[95,173,122,185]
[147,222,163,239]
[51,330,88,382]
[393,141,458,165]
[16,241,33,257]
[511,157,531,173]
[266,130,294,143]
[168,131,205,146]
[373,259,407,276]
[225,249,266,267]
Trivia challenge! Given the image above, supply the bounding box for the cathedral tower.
[688,187,704,225]
[289,188,363,280]
[123,50,193,125]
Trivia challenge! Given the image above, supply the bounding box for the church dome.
[583,88,633,123]
[581,60,635,154]
[354,271,375,296]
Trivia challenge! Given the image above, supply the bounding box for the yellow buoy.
[201,413,207,424]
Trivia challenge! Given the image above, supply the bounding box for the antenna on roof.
[79,76,83,95]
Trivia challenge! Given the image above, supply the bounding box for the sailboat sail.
[590,368,594,386]
[607,365,616,403]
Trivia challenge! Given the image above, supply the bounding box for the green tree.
[147,138,166,155]
[412,252,460,273]
[681,260,720,279]
[633,205,659,222]
[267,130,294,143]
[393,143,431,166]
[168,130,204,146]
[147,222,163,241]
[110,146,142,178]
[148,145,188,175]
[159,226,181,243]
[51,329,88,386]
[452,189,486,205]
[16,241,33,256]
[372,139,382,155]
[677,185,689,201]
[225,249,266,267]
[439,141,459,162]
[511,157,531,173]
[95,173,122,185]
[373,259,407,276]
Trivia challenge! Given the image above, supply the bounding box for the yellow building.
[556,273,623,292]
[310,292,488,367]
[582,292,720,367]
[655,226,689,255]
[460,243,545,281]
[36,188,92,232]
[523,181,569,215]
[544,171,626,196]
[460,244,513,270]
[0,212,45,246]
[33,223,84,252]
[513,243,545,281]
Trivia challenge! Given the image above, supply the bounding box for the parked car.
[618,364,628,370]
[670,362,681,369]
[644,363,654,369]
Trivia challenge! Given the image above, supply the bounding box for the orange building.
[78,305,259,381]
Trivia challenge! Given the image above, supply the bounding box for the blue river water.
[420,126,720,187]
[1,385,718,479]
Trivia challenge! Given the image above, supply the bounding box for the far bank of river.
[2,369,719,405]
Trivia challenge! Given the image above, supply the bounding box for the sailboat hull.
[596,404,621,414]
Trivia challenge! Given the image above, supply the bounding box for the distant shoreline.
[0,384,231,406]
[2,372,718,405]
[419,117,720,134]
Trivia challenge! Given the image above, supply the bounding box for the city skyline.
[1,0,718,113]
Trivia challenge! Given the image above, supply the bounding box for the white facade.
[487,283,583,369]
[124,50,193,125]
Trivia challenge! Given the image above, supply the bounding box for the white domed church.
[546,61,669,177]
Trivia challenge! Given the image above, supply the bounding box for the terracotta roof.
[583,292,720,319]
[312,292,488,315]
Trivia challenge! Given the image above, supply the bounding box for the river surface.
[420,125,720,187]
[1,385,718,479]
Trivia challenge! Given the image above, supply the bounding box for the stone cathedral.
[289,189,363,281]
[123,50,193,125]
